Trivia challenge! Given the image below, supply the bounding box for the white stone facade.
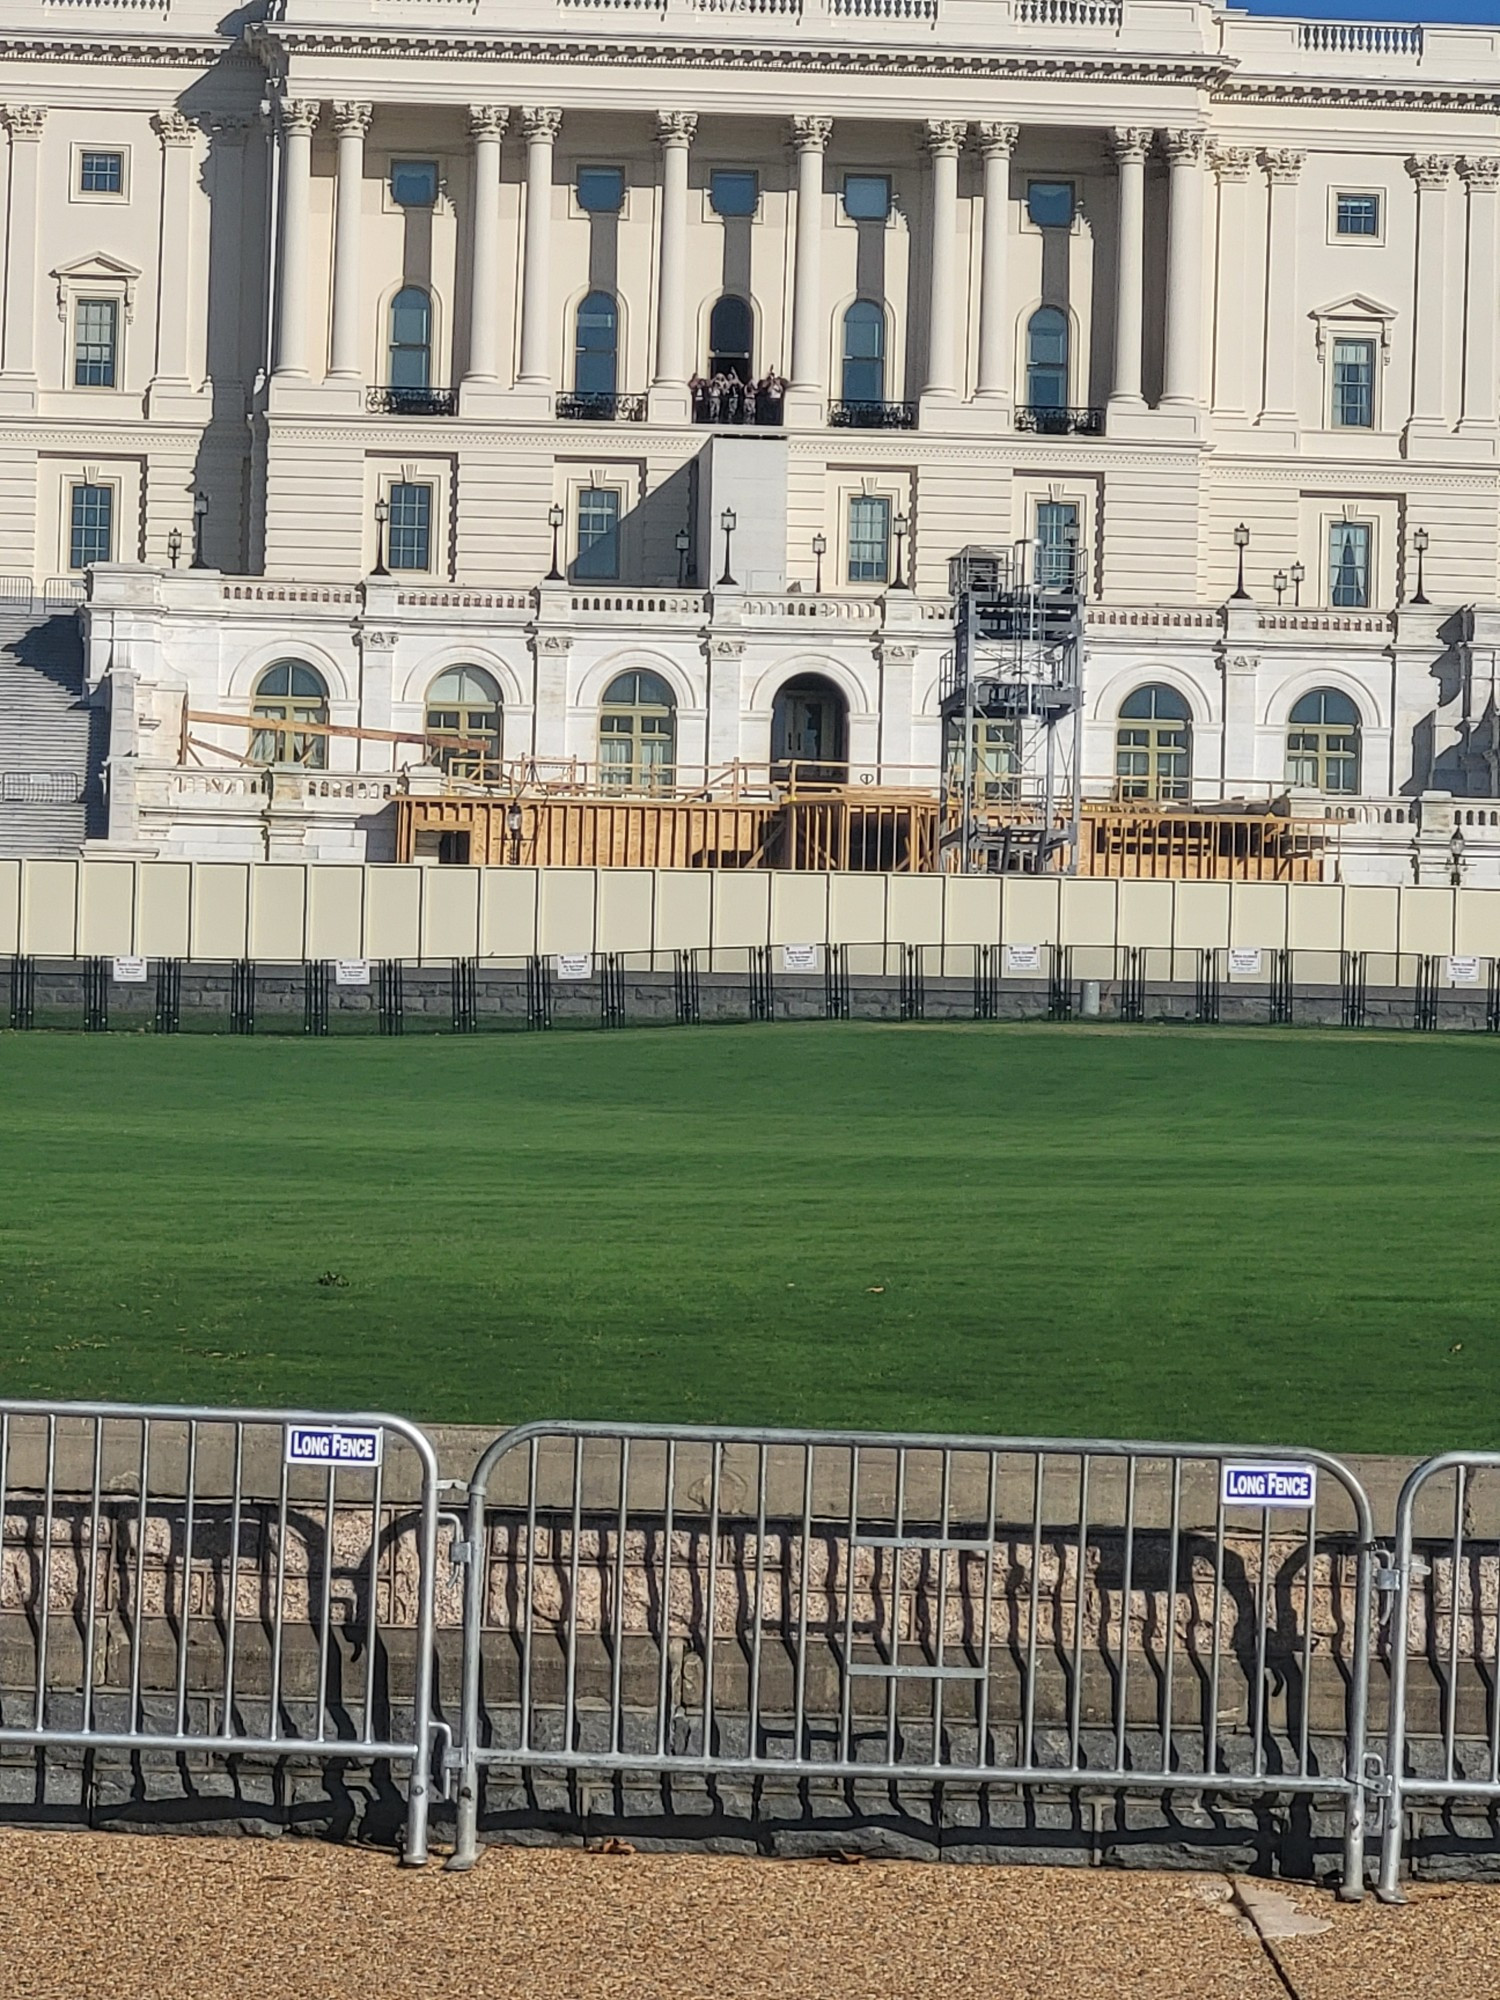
[7,0,1500,862]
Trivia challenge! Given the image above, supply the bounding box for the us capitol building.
[4,0,1500,876]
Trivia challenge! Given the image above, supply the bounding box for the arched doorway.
[771,674,848,786]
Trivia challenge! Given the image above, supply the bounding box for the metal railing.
[827,399,917,430]
[0,1399,443,1863]
[366,385,458,417]
[555,392,647,423]
[1014,404,1106,436]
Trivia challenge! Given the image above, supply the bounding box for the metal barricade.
[448,1422,1376,1896]
[1377,1453,1500,1900]
[0,1399,442,1864]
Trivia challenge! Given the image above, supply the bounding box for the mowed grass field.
[0,1022,1496,1454]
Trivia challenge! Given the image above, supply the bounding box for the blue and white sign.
[285,1424,384,1468]
[1221,1462,1316,1508]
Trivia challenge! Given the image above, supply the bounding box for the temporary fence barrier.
[0,1398,443,1863]
[446,1421,1377,1898]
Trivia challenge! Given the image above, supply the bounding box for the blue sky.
[1234,0,1498,20]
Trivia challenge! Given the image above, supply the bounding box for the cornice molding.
[0,34,234,66]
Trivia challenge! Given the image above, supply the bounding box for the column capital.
[974,121,1019,160]
[331,101,373,140]
[277,99,321,139]
[152,109,197,149]
[1110,127,1151,166]
[1459,156,1500,192]
[521,107,562,144]
[1259,147,1305,185]
[1407,154,1456,191]
[788,115,832,154]
[922,119,967,159]
[468,105,509,142]
[0,105,46,141]
[1210,144,1254,182]
[1161,129,1206,167]
[656,111,698,149]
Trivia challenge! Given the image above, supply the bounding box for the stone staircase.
[0,606,105,858]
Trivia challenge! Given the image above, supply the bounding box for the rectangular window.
[79,150,123,195]
[1027,179,1074,229]
[387,482,432,572]
[69,483,114,570]
[1035,501,1080,589]
[1328,522,1372,608]
[847,495,891,584]
[843,173,891,221]
[576,165,625,214]
[710,169,759,218]
[390,160,439,207]
[575,488,621,580]
[1332,338,1375,429]
[1336,192,1381,238]
[73,299,118,388]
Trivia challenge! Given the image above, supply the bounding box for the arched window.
[1286,689,1360,794]
[771,674,849,785]
[250,661,329,770]
[425,666,503,779]
[709,295,753,382]
[388,287,432,389]
[600,670,676,794]
[1025,306,1069,411]
[841,301,885,406]
[1115,684,1192,801]
[574,291,619,399]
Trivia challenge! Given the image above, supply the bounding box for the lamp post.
[1411,526,1430,607]
[1231,522,1251,600]
[545,503,565,582]
[1273,570,1287,607]
[717,507,737,588]
[891,511,909,591]
[167,528,182,570]
[372,496,389,577]
[507,801,523,867]
[812,532,826,595]
[675,527,691,589]
[190,491,209,569]
[1450,823,1466,888]
[1290,560,1305,608]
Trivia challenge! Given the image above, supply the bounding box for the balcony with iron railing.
[556,392,648,423]
[1014,404,1105,437]
[828,399,917,430]
[367,385,458,417]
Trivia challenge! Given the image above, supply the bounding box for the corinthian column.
[150,110,198,402]
[517,108,561,392]
[464,106,507,390]
[0,106,45,393]
[921,120,966,405]
[1257,148,1304,426]
[1209,145,1254,423]
[650,111,698,423]
[1160,130,1206,412]
[786,115,832,422]
[974,123,1017,403]
[1458,156,1500,437]
[328,102,370,381]
[1109,127,1150,411]
[1408,154,1457,434]
[273,99,319,379]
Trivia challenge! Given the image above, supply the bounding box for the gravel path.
[2,1831,1497,1999]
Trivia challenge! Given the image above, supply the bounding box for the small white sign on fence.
[111,956,148,984]
[1227,948,1264,980]
[1221,1462,1317,1509]
[555,953,593,981]
[780,943,819,974]
[1446,955,1482,988]
[1003,943,1043,977]
[335,960,370,987]
[284,1425,384,1468]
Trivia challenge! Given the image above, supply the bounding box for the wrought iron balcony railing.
[366,385,458,417]
[1014,404,1105,436]
[827,399,918,430]
[556,392,648,422]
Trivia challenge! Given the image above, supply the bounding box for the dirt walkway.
[2,1831,1498,2000]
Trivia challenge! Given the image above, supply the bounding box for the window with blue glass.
[388,287,432,389]
[69,483,113,570]
[1027,180,1074,229]
[73,299,118,388]
[79,150,123,195]
[387,482,432,572]
[840,301,885,404]
[1025,306,1069,409]
[843,174,891,222]
[577,166,625,214]
[1035,501,1079,589]
[1335,192,1381,238]
[710,170,759,218]
[574,488,621,580]
[390,160,438,208]
[847,496,890,584]
[1332,338,1375,428]
[575,292,619,397]
[1329,522,1372,608]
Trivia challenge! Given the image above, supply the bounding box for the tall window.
[847,496,891,584]
[68,483,114,570]
[250,661,329,770]
[1035,501,1079,589]
[1025,307,1069,410]
[1116,685,1192,801]
[574,488,621,580]
[1332,339,1375,428]
[708,295,753,381]
[1329,522,1372,608]
[841,301,885,405]
[575,292,619,398]
[388,287,432,388]
[1286,690,1360,794]
[425,666,502,777]
[600,670,676,793]
[74,299,118,388]
[387,482,431,571]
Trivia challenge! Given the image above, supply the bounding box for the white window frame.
[568,476,628,582]
[373,462,451,578]
[71,143,130,204]
[845,492,893,587]
[1312,296,1394,435]
[1328,188,1385,246]
[1324,515,1376,611]
[72,296,121,392]
[65,475,120,571]
[1329,334,1378,431]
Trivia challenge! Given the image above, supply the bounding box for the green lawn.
[0,1022,1495,1454]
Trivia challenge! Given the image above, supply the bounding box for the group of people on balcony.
[689,368,788,427]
